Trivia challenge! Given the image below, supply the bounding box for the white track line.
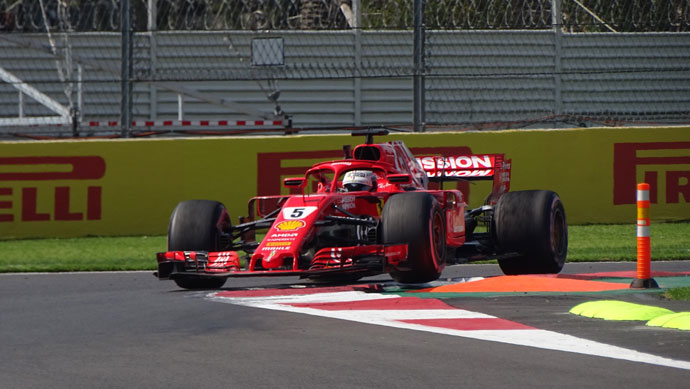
[209,290,690,371]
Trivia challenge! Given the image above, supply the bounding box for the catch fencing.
[0,0,688,137]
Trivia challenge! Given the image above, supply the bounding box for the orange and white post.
[630,183,659,289]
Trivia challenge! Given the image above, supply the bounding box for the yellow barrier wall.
[0,126,688,238]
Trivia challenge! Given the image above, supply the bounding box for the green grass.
[664,287,690,301]
[567,222,690,262]
[0,236,166,272]
[0,222,688,273]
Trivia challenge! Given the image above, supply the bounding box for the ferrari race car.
[155,129,568,289]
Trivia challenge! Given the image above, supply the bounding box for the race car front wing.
[155,243,408,280]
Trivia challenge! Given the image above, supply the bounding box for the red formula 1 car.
[155,129,567,289]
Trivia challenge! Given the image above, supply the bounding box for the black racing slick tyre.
[167,200,230,290]
[493,190,567,275]
[382,192,446,284]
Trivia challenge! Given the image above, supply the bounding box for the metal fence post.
[77,64,83,121]
[353,0,362,126]
[413,0,425,132]
[120,0,133,138]
[552,0,563,118]
[148,0,158,121]
[18,91,23,118]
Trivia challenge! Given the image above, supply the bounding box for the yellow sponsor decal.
[274,220,306,231]
[266,241,292,247]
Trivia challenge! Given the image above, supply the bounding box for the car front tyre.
[167,200,229,289]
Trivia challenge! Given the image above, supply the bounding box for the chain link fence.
[0,0,689,137]
[4,0,688,31]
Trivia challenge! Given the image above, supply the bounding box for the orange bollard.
[630,183,659,289]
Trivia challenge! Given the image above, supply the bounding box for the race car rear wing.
[416,154,511,203]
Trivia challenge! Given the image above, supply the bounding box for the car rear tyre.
[494,190,567,275]
[383,192,446,283]
[168,200,230,289]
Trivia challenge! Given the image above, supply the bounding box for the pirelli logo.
[613,142,690,205]
[0,156,105,222]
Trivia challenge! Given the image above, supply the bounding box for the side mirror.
[283,177,306,188]
[387,174,411,184]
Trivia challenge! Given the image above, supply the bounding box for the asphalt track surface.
[2,261,689,388]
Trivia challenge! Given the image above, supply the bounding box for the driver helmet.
[343,170,377,192]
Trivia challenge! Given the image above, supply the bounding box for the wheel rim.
[214,207,232,250]
[430,209,445,270]
[551,206,566,257]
